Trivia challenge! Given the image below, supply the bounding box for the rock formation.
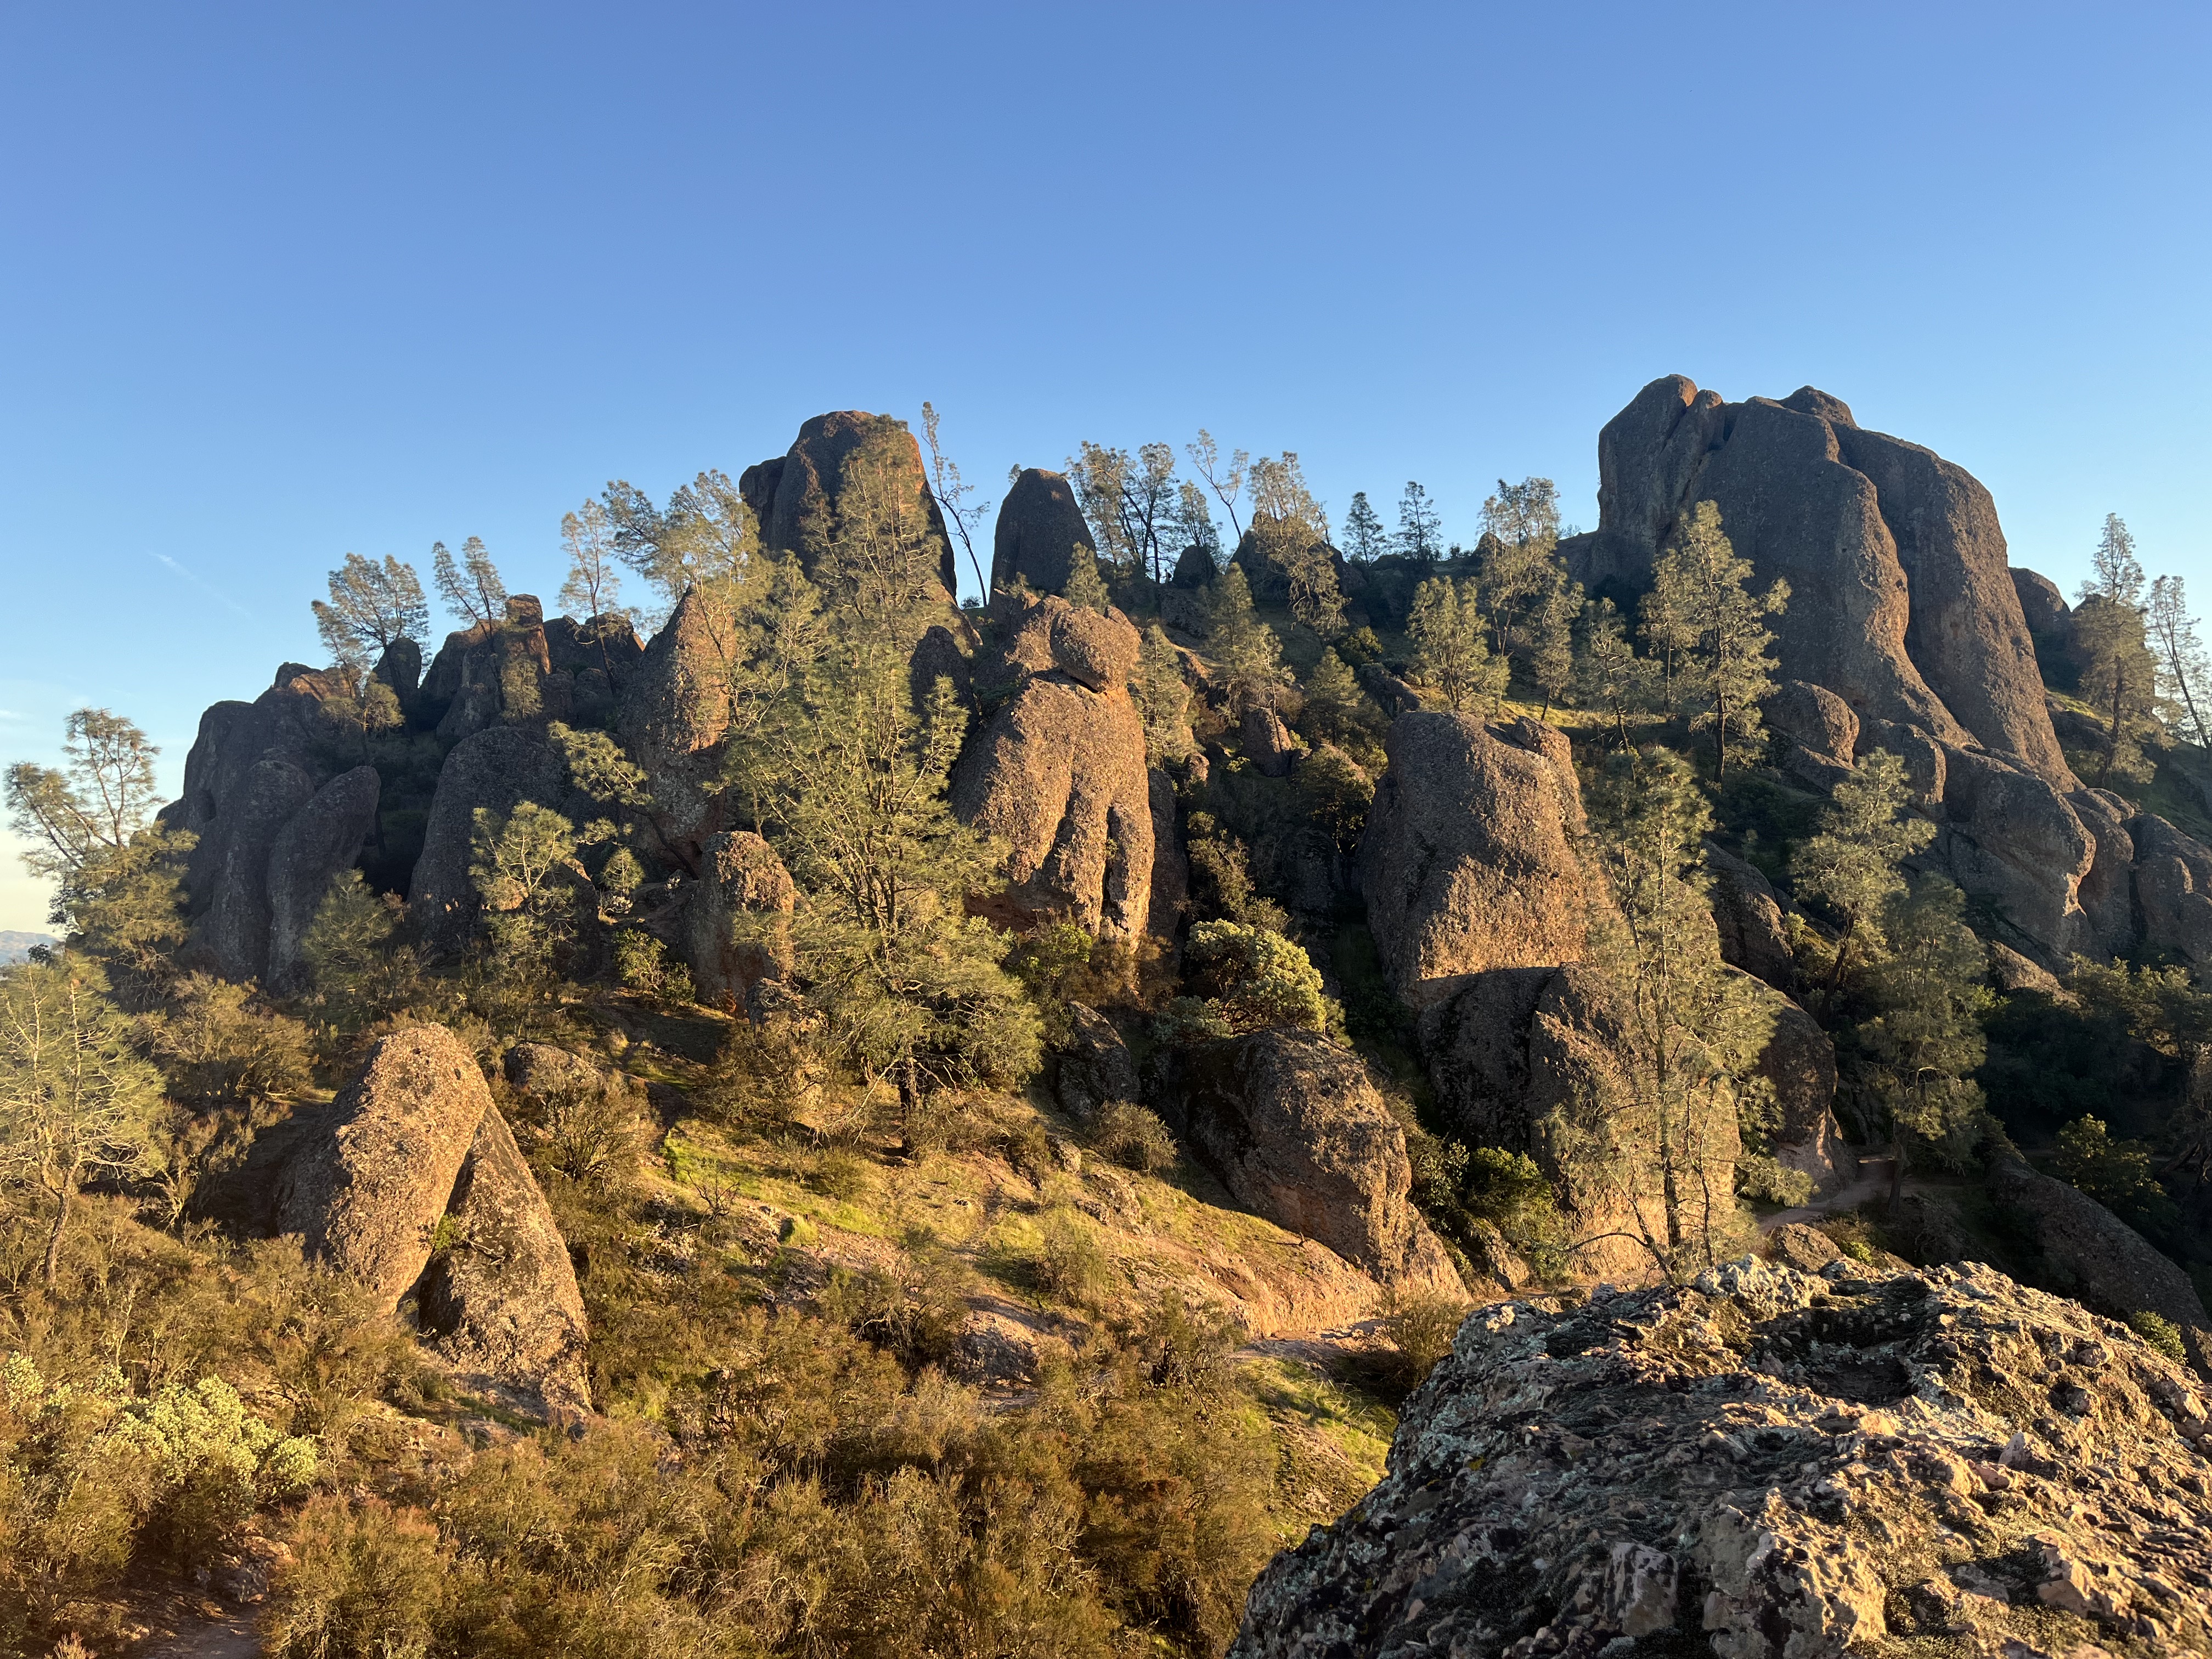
[950,594,1154,937]
[684,831,795,1015]
[1234,1255,2212,1658]
[162,665,382,984]
[1054,1003,1138,1124]
[991,468,1097,596]
[1360,711,1593,1011]
[739,410,958,598]
[406,725,574,953]
[615,585,740,865]
[1156,1028,1462,1293]
[274,1026,589,1414]
[1703,842,1796,992]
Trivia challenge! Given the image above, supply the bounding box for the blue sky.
[4,2,2209,930]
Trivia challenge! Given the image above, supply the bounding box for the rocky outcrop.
[1704,842,1796,991]
[1054,1003,1137,1124]
[2013,565,2074,647]
[162,664,377,983]
[615,586,738,864]
[2131,813,2212,966]
[1233,1255,2212,1659]
[740,411,957,597]
[683,831,795,1015]
[263,765,382,992]
[1361,712,1593,1010]
[1753,987,1841,1192]
[417,1105,592,1418]
[1989,1154,2212,1377]
[1146,768,1188,941]
[407,726,573,953]
[1933,744,2096,958]
[1240,704,1299,777]
[1157,1028,1461,1293]
[950,594,1153,937]
[1566,376,2072,789]
[275,1026,494,1308]
[1763,678,1858,764]
[991,468,1097,596]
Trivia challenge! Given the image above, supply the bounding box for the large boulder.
[739,411,958,598]
[991,468,1097,597]
[264,765,382,992]
[274,1026,493,1309]
[616,586,740,864]
[1566,376,2074,789]
[1156,1028,1461,1293]
[950,594,1154,938]
[1360,711,1594,1010]
[2131,813,2212,966]
[1232,1256,2212,1658]
[1054,1003,1138,1124]
[1762,678,1858,762]
[406,726,573,954]
[417,1105,592,1418]
[682,831,795,1015]
[1934,744,2095,959]
[1704,842,1796,991]
[1988,1154,2212,1378]
[1752,985,1841,1192]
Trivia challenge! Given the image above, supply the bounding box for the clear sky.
[4,2,2208,930]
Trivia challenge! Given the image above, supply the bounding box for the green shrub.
[264,1496,448,1659]
[1088,1101,1178,1173]
[1373,1291,1470,1397]
[1031,1209,1115,1306]
[2128,1309,2188,1364]
[2053,1115,2178,1236]
[1183,921,1331,1035]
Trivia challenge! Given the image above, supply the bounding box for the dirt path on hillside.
[1760,1154,1902,1233]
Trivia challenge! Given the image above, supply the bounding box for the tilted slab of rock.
[275,1025,494,1308]
[951,594,1154,938]
[407,725,575,953]
[418,1104,592,1418]
[1156,1028,1463,1295]
[684,830,795,1015]
[1233,1255,2212,1659]
[615,586,740,864]
[1361,711,1594,1011]
[264,764,381,992]
[992,467,1097,596]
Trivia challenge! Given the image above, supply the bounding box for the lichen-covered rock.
[1054,1003,1137,1124]
[264,765,381,992]
[407,726,573,953]
[275,1025,493,1310]
[417,1105,592,1418]
[991,468,1097,596]
[683,831,795,1015]
[1157,1028,1462,1293]
[951,594,1153,938]
[1988,1154,2212,1378]
[1361,712,1594,1010]
[1232,1256,2212,1659]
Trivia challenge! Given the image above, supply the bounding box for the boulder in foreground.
[1234,1255,2212,1658]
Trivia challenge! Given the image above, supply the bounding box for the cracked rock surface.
[1232,1256,2212,1658]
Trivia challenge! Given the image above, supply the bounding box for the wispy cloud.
[153,552,251,617]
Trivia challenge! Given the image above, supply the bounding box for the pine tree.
[1790,750,1937,1011]
[1528,577,1583,719]
[1850,877,1992,1201]
[432,536,508,627]
[1203,565,1290,713]
[1407,576,1506,713]
[0,955,164,1285]
[1396,481,1443,565]
[558,501,627,623]
[312,553,428,671]
[1476,477,1562,656]
[2146,574,2211,751]
[1573,597,1656,748]
[2074,592,2162,786]
[1558,747,1775,1280]
[1063,546,1112,615]
[1133,624,1194,764]
[1246,453,1344,636]
[1300,647,1385,758]
[1342,492,1389,563]
[599,469,758,623]
[1644,501,1787,777]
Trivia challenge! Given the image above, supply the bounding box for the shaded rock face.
[1753,988,1841,1192]
[1240,704,1299,777]
[740,411,957,598]
[1704,842,1796,992]
[264,765,382,992]
[950,594,1153,938]
[2012,565,2074,653]
[1932,743,2096,958]
[1157,1028,1462,1293]
[1360,712,1593,1011]
[162,665,382,984]
[1054,1003,1137,1124]
[683,831,795,1016]
[1762,678,1857,763]
[1568,375,2073,789]
[991,468,1097,597]
[1988,1154,2212,1377]
[407,726,574,954]
[417,1105,591,1418]
[1233,1255,2212,1659]
[1170,544,1218,589]
[275,1026,494,1309]
[1146,768,1188,943]
[616,586,739,865]
[2132,813,2212,967]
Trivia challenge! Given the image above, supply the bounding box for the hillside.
[4,383,2212,1658]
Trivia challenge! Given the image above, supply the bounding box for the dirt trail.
[1759,1154,1899,1233]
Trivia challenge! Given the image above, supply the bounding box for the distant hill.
[0,930,57,964]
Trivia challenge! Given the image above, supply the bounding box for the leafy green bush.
[2053,1115,2178,1236]
[1183,921,1332,1035]
[1088,1101,1178,1173]
[2128,1310,2188,1364]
